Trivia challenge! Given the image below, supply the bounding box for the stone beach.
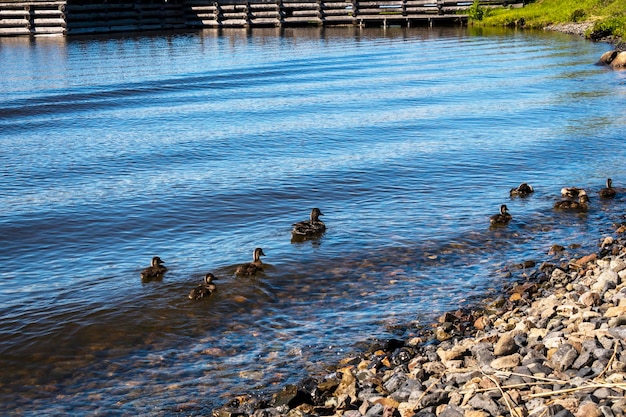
[214,222,626,417]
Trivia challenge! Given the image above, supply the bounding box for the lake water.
[1,25,625,416]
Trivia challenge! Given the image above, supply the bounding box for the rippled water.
[1,25,625,416]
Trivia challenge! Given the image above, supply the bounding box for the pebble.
[214,229,626,417]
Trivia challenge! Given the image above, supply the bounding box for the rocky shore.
[214,223,626,417]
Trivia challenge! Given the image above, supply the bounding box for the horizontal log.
[193,12,218,19]
[219,19,250,26]
[32,17,66,26]
[0,9,30,17]
[0,18,28,27]
[249,11,279,18]
[282,16,322,22]
[218,5,248,11]
[188,5,218,12]
[185,18,220,26]
[290,10,320,16]
[249,17,280,25]
[282,3,319,8]
[220,12,248,19]
[248,4,279,11]
[322,10,352,16]
[32,25,64,34]
[0,26,31,34]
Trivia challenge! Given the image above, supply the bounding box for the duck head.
[253,248,266,262]
[310,208,324,222]
[204,273,217,284]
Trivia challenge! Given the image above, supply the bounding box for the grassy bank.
[469,0,626,43]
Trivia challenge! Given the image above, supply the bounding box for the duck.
[188,273,217,300]
[561,186,585,199]
[235,247,265,277]
[490,204,512,226]
[554,193,590,211]
[291,208,326,238]
[599,178,616,199]
[140,256,167,281]
[509,182,534,197]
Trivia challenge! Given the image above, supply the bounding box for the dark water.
[1,25,625,416]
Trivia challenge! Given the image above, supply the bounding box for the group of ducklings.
[139,208,326,301]
[490,178,617,226]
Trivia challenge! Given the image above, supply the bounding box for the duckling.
[490,204,512,225]
[554,193,590,211]
[599,178,616,199]
[235,247,265,277]
[509,183,534,197]
[188,273,217,301]
[292,208,326,238]
[140,256,167,281]
[561,186,585,199]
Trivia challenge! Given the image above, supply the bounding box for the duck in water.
[599,178,616,199]
[490,204,512,226]
[554,193,590,212]
[291,208,326,240]
[140,256,167,281]
[561,186,586,199]
[188,273,218,301]
[235,247,265,277]
[509,183,534,197]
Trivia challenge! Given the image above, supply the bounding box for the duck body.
[291,208,326,239]
[188,273,217,300]
[490,204,512,226]
[509,183,534,197]
[599,178,616,199]
[140,256,167,281]
[561,187,585,199]
[554,194,590,212]
[235,248,265,277]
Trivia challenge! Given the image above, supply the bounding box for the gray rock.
[599,405,615,417]
[550,343,579,372]
[383,371,406,394]
[572,350,593,369]
[468,393,501,416]
[419,389,448,408]
[364,402,384,417]
[528,362,554,376]
[608,326,626,340]
[438,404,464,417]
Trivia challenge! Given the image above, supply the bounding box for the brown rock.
[575,401,602,417]
[490,353,522,370]
[574,253,597,267]
[474,315,491,330]
[579,291,600,307]
[493,332,518,356]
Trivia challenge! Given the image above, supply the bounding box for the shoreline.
[214,219,626,416]
[543,22,624,48]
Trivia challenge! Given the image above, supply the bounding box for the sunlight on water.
[1,25,625,415]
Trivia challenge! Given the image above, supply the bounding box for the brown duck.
[235,248,265,277]
[140,256,167,281]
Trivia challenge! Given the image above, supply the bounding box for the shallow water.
[1,25,625,416]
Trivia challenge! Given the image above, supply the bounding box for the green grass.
[469,0,626,41]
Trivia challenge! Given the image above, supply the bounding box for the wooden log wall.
[63,1,187,35]
[0,0,526,36]
[0,1,65,35]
